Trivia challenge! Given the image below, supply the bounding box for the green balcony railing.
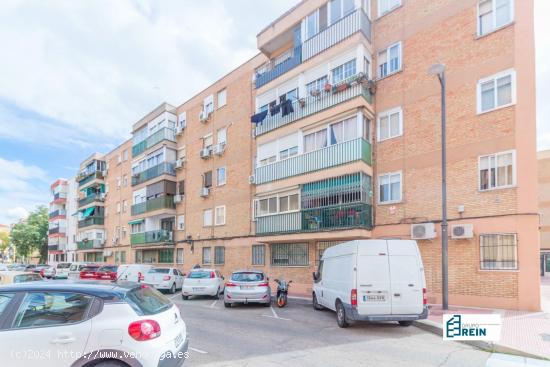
[256,203,372,235]
[254,138,371,185]
[78,193,105,208]
[78,171,104,187]
[254,73,372,136]
[131,230,174,246]
[131,196,175,216]
[132,128,176,157]
[78,216,104,228]
[77,239,105,250]
[49,209,66,218]
[131,162,176,186]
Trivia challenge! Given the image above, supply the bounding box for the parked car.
[67,262,94,279]
[0,282,188,367]
[312,239,428,328]
[95,265,118,281]
[117,264,154,283]
[34,265,54,279]
[79,265,101,280]
[144,267,184,294]
[0,264,8,272]
[53,262,72,279]
[32,264,48,273]
[0,271,43,285]
[224,270,271,307]
[182,268,225,299]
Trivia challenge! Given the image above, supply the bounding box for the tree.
[10,206,49,263]
[0,231,10,259]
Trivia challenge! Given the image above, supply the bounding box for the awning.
[128,219,144,225]
[82,207,95,217]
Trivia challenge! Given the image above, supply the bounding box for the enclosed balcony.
[132,127,176,157]
[78,216,104,228]
[131,195,176,216]
[132,162,176,186]
[78,192,105,208]
[131,230,174,247]
[255,46,302,89]
[78,171,104,187]
[77,239,105,250]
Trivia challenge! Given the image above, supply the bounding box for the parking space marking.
[169,294,181,300]
[209,299,218,308]
[261,314,291,321]
[189,347,208,354]
[270,306,279,319]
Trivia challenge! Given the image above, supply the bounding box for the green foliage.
[0,231,9,252]
[9,206,49,262]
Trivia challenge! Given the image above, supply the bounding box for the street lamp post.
[428,63,448,310]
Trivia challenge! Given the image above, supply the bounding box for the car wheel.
[215,288,221,299]
[182,295,189,300]
[336,301,349,328]
[224,302,231,308]
[313,293,323,310]
[93,360,127,367]
[170,283,176,294]
[398,321,413,327]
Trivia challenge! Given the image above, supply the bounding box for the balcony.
[254,74,372,136]
[131,230,174,247]
[78,171,104,187]
[256,202,372,235]
[132,128,176,157]
[52,192,67,202]
[49,209,66,219]
[302,9,371,62]
[254,138,371,185]
[255,46,302,89]
[132,162,176,186]
[77,239,104,250]
[78,193,105,208]
[48,226,66,235]
[78,216,104,228]
[131,195,176,216]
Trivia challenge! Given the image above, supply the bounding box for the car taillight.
[138,272,144,282]
[258,282,269,287]
[351,289,358,308]
[423,288,427,305]
[40,270,45,277]
[128,320,161,341]
[210,271,215,278]
[225,282,237,287]
[163,275,171,281]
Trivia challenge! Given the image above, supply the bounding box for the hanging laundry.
[270,103,281,116]
[281,99,294,117]
[250,110,268,124]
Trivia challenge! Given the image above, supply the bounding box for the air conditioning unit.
[200,148,212,159]
[103,250,112,257]
[174,194,183,204]
[199,110,211,123]
[248,175,256,184]
[411,223,437,240]
[451,224,474,239]
[213,143,226,156]
[200,187,210,197]
[176,125,185,135]
[99,193,106,201]
[101,169,108,177]
[175,158,186,169]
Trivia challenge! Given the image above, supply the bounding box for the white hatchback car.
[144,267,185,294]
[0,281,188,367]
[182,269,225,299]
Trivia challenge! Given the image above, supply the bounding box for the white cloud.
[6,207,29,222]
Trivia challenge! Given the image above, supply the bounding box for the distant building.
[539,150,550,276]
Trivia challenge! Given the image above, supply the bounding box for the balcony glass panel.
[131,230,174,246]
[132,128,176,157]
[132,162,176,186]
[78,193,104,208]
[255,46,302,89]
[78,216,104,228]
[48,209,66,218]
[131,196,176,215]
[78,171,104,187]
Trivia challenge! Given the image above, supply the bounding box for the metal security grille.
[252,244,265,265]
[214,246,225,265]
[301,172,371,209]
[271,243,309,267]
[316,241,345,265]
[159,249,173,264]
[480,234,518,270]
[202,247,211,264]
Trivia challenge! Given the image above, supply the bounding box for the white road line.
[170,294,181,300]
[261,314,291,321]
[189,347,208,354]
[270,306,279,319]
[209,299,218,308]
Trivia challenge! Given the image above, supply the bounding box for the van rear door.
[387,240,424,315]
[356,240,391,316]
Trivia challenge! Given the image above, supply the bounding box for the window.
[177,215,185,230]
[252,245,265,265]
[122,200,128,213]
[478,0,513,36]
[378,42,401,78]
[477,69,515,113]
[271,243,309,267]
[178,112,186,130]
[203,209,213,227]
[306,76,328,96]
[217,167,226,186]
[329,116,358,144]
[116,202,121,213]
[303,129,327,153]
[203,95,214,114]
[305,10,319,40]
[331,59,356,84]
[0,293,14,317]
[214,246,225,265]
[158,249,173,264]
[379,171,402,203]
[259,156,277,166]
[278,194,299,213]
[203,134,213,149]
[330,0,356,24]
[215,206,226,226]
[378,0,401,17]
[122,174,128,187]
[377,107,402,141]
[123,149,128,161]
[202,247,212,264]
[217,89,227,108]
[13,292,93,328]
[256,197,278,216]
[116,177,121,189]
[217,127,227,145]
[479,150,515,190]
[480,234,517,270]
[204,171,213,188]
[178,180,185,195]
[176,248,184,264]
[316,241,344,265]
[279,146,298,160]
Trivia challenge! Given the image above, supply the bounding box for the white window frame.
[176,248,184,264]
[217,88,227,109]
[378,42,402,78]
[378,171,403,204]
[203,94,214,114]
[215,205,226,226]
[254,191,300,218]
[478,149,516,191]
[476,69,516,114]
[376,107,403,142]
[377,0,401,18]
[178,112,186,130]
[177,215,185,231]
[203,209,213,227]
[217,127,227,145]
[477,0,514,37]
[217,167,227,186]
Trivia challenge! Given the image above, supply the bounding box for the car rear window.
[98,266,117,272]
[148,268,170,274]
[14,274,43,283]
[231,272,264,282]
[81,266,99,272]
[0,293,14,316]
[187,271,210,279]
[125,285,172,316]
[57,263,71,269]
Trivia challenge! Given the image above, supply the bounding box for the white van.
[67,262,94,280]
[312,239,428,328]
[117,264,153,283]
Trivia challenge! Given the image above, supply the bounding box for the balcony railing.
[302,9,371,62]
[49,209,66,218]
[48,245,59,251]
[254,138,371,185]
[131,195,176,216]
[254,74,372,136]
[48,237,67,247]
[255,46,302,89]
[131,162,176,186]
[77,239,105,250]
[48,226,66,235]
[256,202,372,235]
[78,171,104,187]
[132,128,176,157]
[78,216,104,228]
[131,230,174,246]
[78,193,105,208]
[53,192,67,201]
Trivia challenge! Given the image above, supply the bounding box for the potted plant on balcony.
[334,82,350,93]
[310,89,321,97]
[298,98,306,108]
[324,83,332,92]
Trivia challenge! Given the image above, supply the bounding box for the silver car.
[224,270,271,307]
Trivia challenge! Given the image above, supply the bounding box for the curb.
[413,320,549,361]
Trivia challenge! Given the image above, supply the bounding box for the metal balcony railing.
[131,162,176,186]
[255,46,302,89]
[53,192,67,201]
[131,195,176,216]
[78,171,104,187]
[48,227,66,235]
[77,239,105,250]
[132,128,176,157]
[48,209,66,218]
[131,230,174,246]
[78,193,105,208]
[78,216,104,228]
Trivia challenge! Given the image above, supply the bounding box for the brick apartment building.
[540,150,550,277]
[64,0,539,310]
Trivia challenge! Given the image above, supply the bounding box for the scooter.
[274,279,292,308]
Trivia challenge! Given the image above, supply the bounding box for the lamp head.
[428,63,446,77]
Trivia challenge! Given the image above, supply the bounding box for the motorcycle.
[274,279,292,308]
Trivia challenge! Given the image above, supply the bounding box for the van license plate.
[174,333,184,348]
[364,295,386,302]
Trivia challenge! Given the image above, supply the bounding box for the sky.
[0,0,548,225]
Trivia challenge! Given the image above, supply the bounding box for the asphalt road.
[170,294,491,367]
